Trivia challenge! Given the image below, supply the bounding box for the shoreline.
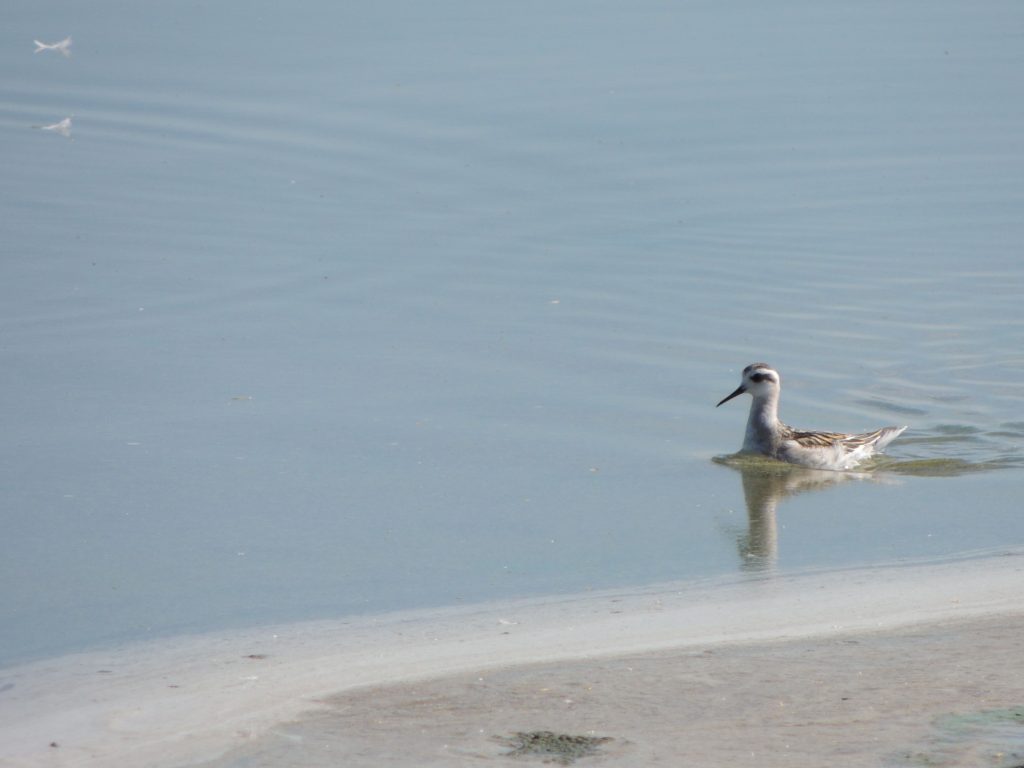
[2,551,1022,767]
[206,613,1024,768]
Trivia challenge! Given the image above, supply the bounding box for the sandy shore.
[2,551,1022,767]
[204,615,1024,768]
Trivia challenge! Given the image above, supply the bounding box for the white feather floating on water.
[33,117,73,138]
[33,36,72,57]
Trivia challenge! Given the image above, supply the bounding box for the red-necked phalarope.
[717,363,907,470]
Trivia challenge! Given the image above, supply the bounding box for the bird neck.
[744,393,781,448]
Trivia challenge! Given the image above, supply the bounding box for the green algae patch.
[882,457,1018,476]
[896,707,1024,767]
[496,730,613,765]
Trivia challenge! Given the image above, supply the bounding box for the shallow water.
[2,0,1023,666]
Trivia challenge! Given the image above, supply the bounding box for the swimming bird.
[33,117,72,137]
[33,36,72,57]
[717,363,906,470]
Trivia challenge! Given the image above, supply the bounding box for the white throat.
[743,391,780,452]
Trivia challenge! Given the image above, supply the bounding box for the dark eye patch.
[750,372,770,383]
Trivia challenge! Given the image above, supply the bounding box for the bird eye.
[750,373,766,383]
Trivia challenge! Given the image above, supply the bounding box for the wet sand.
[205,615,1024,768]
[2,552,1022,767]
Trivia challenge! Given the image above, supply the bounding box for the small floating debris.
[496,731,612,765]
[34,36,72,57]
[33,117,72,138]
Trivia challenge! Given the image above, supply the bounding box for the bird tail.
[873,425,908,452]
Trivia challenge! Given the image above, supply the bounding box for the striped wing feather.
[782,425,896,450]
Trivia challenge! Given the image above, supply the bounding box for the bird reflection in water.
[712,455,885,573]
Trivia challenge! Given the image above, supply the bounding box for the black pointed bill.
[716,384,746,407]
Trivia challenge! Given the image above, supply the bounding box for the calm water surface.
[2,0,1023,665]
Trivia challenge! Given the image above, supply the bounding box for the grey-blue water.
[2,0,1022,667]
